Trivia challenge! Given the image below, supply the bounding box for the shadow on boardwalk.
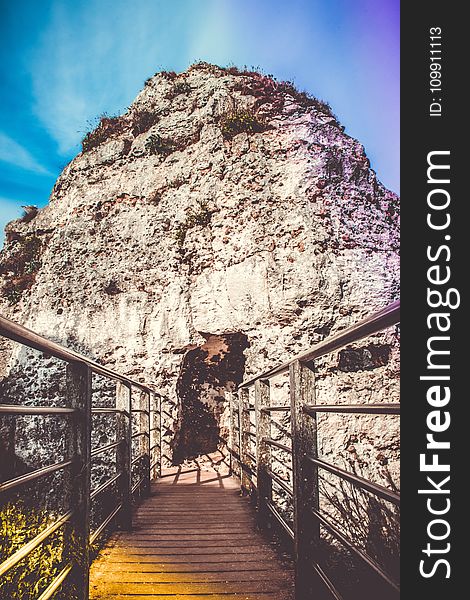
[90,465,294,600]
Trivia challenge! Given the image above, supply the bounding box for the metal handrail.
[308,455,400,505]
[240,299,399,387]
[131,475,147,495]
[0,404,77,415]
[131,453,147,467]
[245,451,257,463]
[92,407,129,416]
[267,468,293,496]
[0,458,74,494]
[0,510,74,577]
[264,438,292,453]
[37,565,73,600]
[313,563,344,600]
[0,315,155,393]
[303,403,400,415]
[231,300,401,600]
[90,503,123,544]
[0,313,164,598]
[266,500,294,540]
[242,429,256,439]
[90,439,123,458]
[90,471,123,501]
[132,431,150,439]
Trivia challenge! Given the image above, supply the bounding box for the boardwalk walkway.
[89,466,294,599]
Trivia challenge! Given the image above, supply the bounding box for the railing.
[229,300,400,600]
[0,316,164,599]
[1,301,400,600]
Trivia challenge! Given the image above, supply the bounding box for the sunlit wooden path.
[89,466,294,599]
[1,303,400,599]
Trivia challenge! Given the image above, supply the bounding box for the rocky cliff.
[0,63,399,483]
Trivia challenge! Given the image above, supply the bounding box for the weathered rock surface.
[0,63,399,495]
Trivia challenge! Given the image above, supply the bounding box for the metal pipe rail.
[0,315,165,600]
[232,300,400,600]
[0,315,157,393]
[240,299,400,388]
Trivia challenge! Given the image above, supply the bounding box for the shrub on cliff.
[175,200,213,247]
[219,108,267,140]
[81,115,126,152]
[166,80,192,100]
[228,68,337,120]
[131,110,159,136]
[0,502,63,599]
[145,133,175,156]
[20,205,38,224]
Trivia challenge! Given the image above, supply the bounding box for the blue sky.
[0,0,399,240]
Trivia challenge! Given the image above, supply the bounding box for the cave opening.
[171,332,249,464]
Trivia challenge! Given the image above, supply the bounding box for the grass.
[167,175,187,189]
[81,115,126,152]
[145,133,175,156]
[325,153,344,179]
[175,200,213,247]
[219,108,267,140]
[0,501,64,599]
[131,110,159,136]
[20,206,38,224]
[166,80,192,100]
[0,235,43,305]
[227,66,337,120]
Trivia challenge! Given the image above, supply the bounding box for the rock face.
[0,63,399,486]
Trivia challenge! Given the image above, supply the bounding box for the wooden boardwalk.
[89,466,294,599]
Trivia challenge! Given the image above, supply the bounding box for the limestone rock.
[0,64,399,491]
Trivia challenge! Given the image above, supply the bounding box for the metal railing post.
[228,392,239,477]
[254,378,272,526]
[63,361,92,600]
[115,382,132,530]
[290,359,321,600]
[150,392,162,479]
[239,388,251,493]
[138,390,151,497]
[158,394,163,475]
[146,391,152,490]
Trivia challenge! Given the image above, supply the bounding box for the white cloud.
[0,132,51,175]
[29,0,179,154]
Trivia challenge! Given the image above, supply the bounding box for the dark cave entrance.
[171,332,249,464]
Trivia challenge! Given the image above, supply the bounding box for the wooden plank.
[89,466,293,599]
[91,561,284,573]
[64,362,92,600]
[103,547,276,557]
[98,552,278,562]
[115,538,264,544]
[90,592,290,600]
[90,581,289,594]
[113,537,267,545]
[95,570,289,583]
